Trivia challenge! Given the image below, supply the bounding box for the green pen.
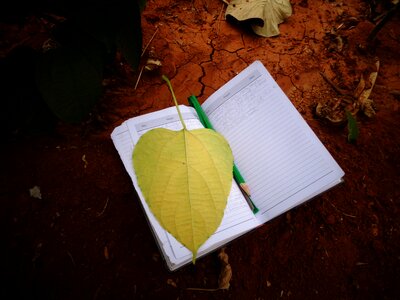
[188,95,259,214]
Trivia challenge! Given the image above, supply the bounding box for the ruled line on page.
[201,61,343,224]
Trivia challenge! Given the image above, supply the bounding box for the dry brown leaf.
[226,0,292,37]
[82,154,88,168]
[186,247,232,292]
[362,98,376,118]
[104,246,109,260]
[144,58,162,71]
[166,279,177,288]
[218,248,232,290]
[29,186,42,199]
[357,59,379,117]
[218,264,232,290]
[316,59,379,123]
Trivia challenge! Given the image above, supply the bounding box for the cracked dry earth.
[2,0,400,299]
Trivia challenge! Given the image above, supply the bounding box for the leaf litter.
[316,59,380,141]
[187,247,233,291]
[316,59,380,123]
[29,186,42,199]
[226,0,292,37]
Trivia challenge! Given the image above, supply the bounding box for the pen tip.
[240,183,251,197]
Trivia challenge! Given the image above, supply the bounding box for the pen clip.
[188,95,214,130]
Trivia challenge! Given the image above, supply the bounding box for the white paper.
[202,61,344,223]
[111,60,344,271]
[111,105,258,271]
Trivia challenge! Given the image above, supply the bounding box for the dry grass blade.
[135,27,159,89]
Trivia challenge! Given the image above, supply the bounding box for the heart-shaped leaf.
[133,127,233,259]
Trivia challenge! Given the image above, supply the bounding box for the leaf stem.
[162,75,187,130]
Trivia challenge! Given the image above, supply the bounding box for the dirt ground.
[1,0,400,299]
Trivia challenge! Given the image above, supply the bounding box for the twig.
[323,247,329,258]
[67,250,76,267]
[217,2,226,35]
[141,27,159,57]
[368,3,400,42]
[135,27,159,90]
[186,287,219,291]
[134,65,145,90]
[319,72,352,97]
[93,284,103,300]
[389,90,400,98]
[327,199,357,218]
[97,197,109,217]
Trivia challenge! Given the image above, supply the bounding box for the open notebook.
[111,61,344,271]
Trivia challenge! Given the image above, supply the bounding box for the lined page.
[202,61,344,224]
[111,106,258,270]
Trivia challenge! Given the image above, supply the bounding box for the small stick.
[97,197,109,217]
[134,65,145,90]
[217,2,225,35]
[186,287,219,291]
[141,27,159,57]
[135,27,159,90]
[368,3,400,42]
[319,72,351,97]
[66,250,76,267]
[327,199,357,218]
[389,90,400,97]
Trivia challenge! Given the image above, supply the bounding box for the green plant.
[345,109,359,143]
[1,0,145,136]
[35,0,145,123]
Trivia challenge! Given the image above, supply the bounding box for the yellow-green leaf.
[133,127,233,260]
